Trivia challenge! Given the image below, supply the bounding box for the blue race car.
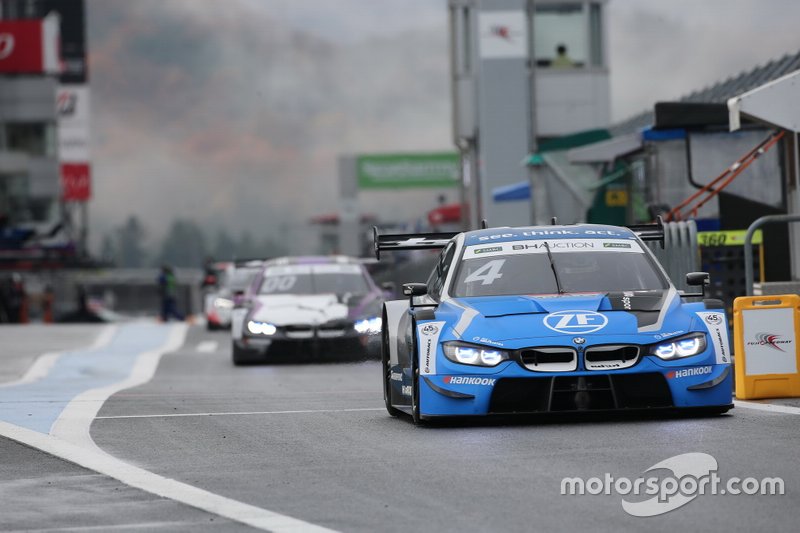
[374,220,733,424]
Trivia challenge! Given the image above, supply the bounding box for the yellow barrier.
[734,294,800,399]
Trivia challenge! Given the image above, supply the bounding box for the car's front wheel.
[409,321,422,425]
[692,405,734,416]
[382,309,402,418]
[232,341,258,366]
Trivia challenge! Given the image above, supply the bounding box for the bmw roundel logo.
[573,337,586,345]
[543,310,608,335]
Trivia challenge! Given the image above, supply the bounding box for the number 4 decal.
[463,259,505,286]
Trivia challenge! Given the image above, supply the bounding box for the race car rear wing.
[373,226,458,260]
[627,216,665,249]
[373,217,664,259]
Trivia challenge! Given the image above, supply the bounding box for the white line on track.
[50,324,188,444]
[95,407,386,420]
[0,323,339,533]
[0,420,336,533]
[0,326,117,389]
[734,399,800,415]
[195,340,218,353]
[13,519,225,532]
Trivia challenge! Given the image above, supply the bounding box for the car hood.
[454,291,666,316]
[250,293,381,326]
[438,290,693,341]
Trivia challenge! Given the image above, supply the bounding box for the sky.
[85,0,800,253]
[235,0,800,119]
[607,0,800,119]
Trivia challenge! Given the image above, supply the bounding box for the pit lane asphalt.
[85,325,799,532]
[0,436,247,532]
[2,324,798,531]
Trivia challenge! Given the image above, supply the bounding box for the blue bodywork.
[386,225,733,419]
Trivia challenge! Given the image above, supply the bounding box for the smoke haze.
[86,0,800,251]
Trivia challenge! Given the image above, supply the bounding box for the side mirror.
[686,272,710,287]
[685,272,710,298]
[402,283,427,297]
[232,291,246,306]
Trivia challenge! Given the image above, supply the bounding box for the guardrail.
[744,215,800,296]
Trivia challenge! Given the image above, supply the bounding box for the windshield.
[258,264,369,295]
[451,238,668,297]
[228,267,261,291]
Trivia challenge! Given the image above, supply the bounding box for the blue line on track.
[0,323,172,434]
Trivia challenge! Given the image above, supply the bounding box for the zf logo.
[544,310,608,334]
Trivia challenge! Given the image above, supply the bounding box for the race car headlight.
[247,320,277,336]
[354,317,382,334]
[214,297,234,309]
[443,342,509,367]
[649,333,707,360]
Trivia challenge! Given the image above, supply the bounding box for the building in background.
[332,1,611,253]
[553,51,800,314]
[449,0,610,229]
[335,152,461,256]
[0,0,90,267]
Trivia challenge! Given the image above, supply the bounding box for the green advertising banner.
[357,152,460,189]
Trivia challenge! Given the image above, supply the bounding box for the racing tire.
[409,319,423,425]
[232,342,259,366]
[411,366,422,425]
[694,405,734,416]
[381,311,402,418]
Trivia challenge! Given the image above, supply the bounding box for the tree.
[236,230,259,259]
[99,233,117,265]
[260,236,287,259]
[212,228,237,261]
[116,215,148,267]
[158,219,208,268]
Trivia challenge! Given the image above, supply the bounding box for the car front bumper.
[411,357,733,417]
[207,310,232,327]
[236,332,380,360]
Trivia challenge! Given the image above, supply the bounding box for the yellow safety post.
[734,294,800,399]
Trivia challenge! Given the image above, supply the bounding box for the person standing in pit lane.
[157,264,184,322]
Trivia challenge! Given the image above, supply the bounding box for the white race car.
[230,256,388,364]
[204,260,263,330]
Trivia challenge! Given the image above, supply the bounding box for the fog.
[86,0,800,254]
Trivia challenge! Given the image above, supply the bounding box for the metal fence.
[5,268,204,322]
[65,268,203,317]
[646,220,700,292]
